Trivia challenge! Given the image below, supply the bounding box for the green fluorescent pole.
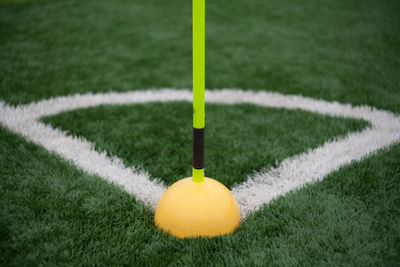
[154,0,240,238]
[192,0,205,182]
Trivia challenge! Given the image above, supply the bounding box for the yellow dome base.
[154,177,241,238]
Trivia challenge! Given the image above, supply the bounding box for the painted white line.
[1,89,399,217]
[205,90,400,216]
[0,89,192,209]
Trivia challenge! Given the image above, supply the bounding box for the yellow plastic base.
[154,177,241,238]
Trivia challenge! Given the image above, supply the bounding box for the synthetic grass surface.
[1,0,400,265]
[43,102,367,187]
[0,0,399,113]
[1,126,399,265]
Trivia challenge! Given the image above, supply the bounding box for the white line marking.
[1,89,399,218]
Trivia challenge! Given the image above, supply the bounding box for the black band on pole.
[192,127,204,169]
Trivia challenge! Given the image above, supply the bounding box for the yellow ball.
[154,177,241,238]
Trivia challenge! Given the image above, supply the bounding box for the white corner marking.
[1,89,399,218]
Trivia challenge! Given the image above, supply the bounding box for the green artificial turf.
[1,125,399,266]
[43,102,367,187]
[1,0,400,113]
[1,0,400,265]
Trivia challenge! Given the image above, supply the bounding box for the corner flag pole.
[154,0,240,238]
[192,0,205,182]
